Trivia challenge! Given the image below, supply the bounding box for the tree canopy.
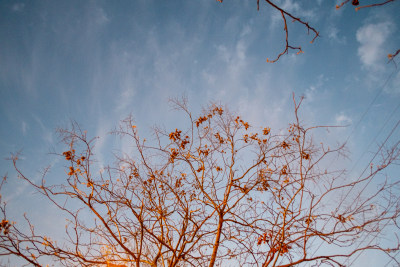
[1,97,399,266]
[1,1,399,266]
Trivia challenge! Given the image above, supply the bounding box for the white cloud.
[305,85,316,102]
[335,112,352,125]
[270,0,317,27]
[304,74,327,103]
[11,3,25,12]
[202,38,249,103]
[240,24,252,38]
[32,114,53,145]
[21,121,28,136]
[117,84,136,113]
[93,6,109,25]
[279,0,316,19]
[356,22,393,69]
[93,120,112,169]
[327,25,346,44]
[106,49,138,114]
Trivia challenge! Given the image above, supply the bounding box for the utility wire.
[340,103,400,214]
[308,67,400,261]
[345,118,400,266]
[310,116,400,263]
[385,249,400,267]
[323,67,398,211]
[342,68,397,146]
[341,68,400,265]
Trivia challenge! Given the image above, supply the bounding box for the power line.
[341,105,400,214]
[343,67,398,146]
[310,116,400,264]
[384,249,400,266]
[308,68,400,262]
[345,118,400,266]
[323,67,399,212]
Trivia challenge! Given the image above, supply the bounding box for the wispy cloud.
[335,112,352,126]
[93,119,112,170]
[202,39,250,104]
[32,114,53,145]
[11,3,25,12]
[270,0,317,27]
[327,25,346,44]
[305,74,327,102]
[21,121,28,136]
[356,22,393,69]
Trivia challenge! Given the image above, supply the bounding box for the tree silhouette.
[216,0,399,63]
[1,97,399,266]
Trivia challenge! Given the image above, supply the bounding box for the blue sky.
[0,0,400,266]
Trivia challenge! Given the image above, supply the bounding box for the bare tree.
[1,96,400,266]
[216,0,399,63]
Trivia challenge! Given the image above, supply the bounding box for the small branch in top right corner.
[388,49,400,61]
[388,49,400,67]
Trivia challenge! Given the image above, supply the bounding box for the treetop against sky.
[0,0,400,266]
